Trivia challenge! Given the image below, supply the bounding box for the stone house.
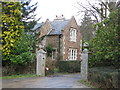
[32,15,82,61]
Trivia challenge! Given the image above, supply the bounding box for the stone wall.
[37,19,51,38]
[46,35,63,61]
[36,17,82,61]
[62,16,82,60]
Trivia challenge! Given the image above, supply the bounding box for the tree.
[1,2,24,58]
[89,8,119,68]
[77,0,117,23]
[80,11,96,41]
[10,33,35,65]
[2,1,36,66]
[20,0,40,32]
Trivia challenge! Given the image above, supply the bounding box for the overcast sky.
[30,0,90,24]
[30,0,118,24]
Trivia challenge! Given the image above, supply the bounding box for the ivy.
[46,44,55,57]
[2,2,24,57]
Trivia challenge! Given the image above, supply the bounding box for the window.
[69,49,77,60]
[52,49,57,60]
[70,28,76,42]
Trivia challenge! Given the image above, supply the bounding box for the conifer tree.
[21,0,40,32]
[1,1,24,58]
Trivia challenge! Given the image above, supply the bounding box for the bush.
[45,60,57,75]
[2,62,35,76]
[56,61,81,73]
[88,67,119,88]
[45,60,81,75]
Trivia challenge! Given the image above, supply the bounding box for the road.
[2,73,90,88]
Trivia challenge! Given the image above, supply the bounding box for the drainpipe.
[58,35,61,60]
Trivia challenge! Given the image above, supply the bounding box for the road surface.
[2,73,90,88]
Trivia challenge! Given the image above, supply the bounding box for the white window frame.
[52,48,57,60]
[70,28,76,42]
[69,48,77,60]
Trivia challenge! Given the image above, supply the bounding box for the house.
[32,15,82,61]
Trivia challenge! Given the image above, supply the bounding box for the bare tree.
[76,0,117,23]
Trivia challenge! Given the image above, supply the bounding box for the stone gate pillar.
[36,49,46,76]
[80,42,89,80]
[81,49,88,80]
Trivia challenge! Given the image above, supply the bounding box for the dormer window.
[70,28,76,42]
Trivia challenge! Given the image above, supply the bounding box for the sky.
[30,0,88,24]
[30,0,118,24]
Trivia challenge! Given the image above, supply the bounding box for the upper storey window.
[70,28,76,42]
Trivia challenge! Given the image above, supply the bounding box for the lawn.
[0,74,39,79]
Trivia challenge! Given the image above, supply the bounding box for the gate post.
[36,49,46,76]
[80,42,89,80]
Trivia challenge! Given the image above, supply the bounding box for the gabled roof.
[31,23,43,31]
[32,18,70,35]
[49,20,69,35]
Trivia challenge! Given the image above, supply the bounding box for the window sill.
[69,59,77,61]
[69,40,76,42]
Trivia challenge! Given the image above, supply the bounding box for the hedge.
[88,67,119,88]
[45,60,81,75]
[56,61,81,73]
[2,62,36,76]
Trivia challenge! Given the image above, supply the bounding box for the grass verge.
[79,80,102,90]
[0,74,39,79]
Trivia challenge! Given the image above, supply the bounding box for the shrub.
[88,67,119,88]
[56,61,81,73]
[2,62,35,76]
[88,9,120,68]
[45,60,57,75]
[45,60,81,75]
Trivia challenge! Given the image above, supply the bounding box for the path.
[2,73,90,88]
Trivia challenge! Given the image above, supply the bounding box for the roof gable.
[48,20,69,35]
[31,23,43,31]
[32,16,78,35]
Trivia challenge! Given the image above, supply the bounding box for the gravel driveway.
[2,73,90,88]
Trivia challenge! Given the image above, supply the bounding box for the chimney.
[54,15,65,21]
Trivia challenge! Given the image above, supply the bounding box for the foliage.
[2,1,36,66]
[80,11,96,41]
[1,74,38,79]
[2,61,35,76]
[10,33,35,65]
[79,80,96,88]
[45,61,81,75]
[21,0,39,32]
[89,9,120,68]
[45,60,57,75]
[82,39,87,51]
[56,61,81,73]
[53,68,59,73]
[1,2,24,57]
[46,44,55,57]
[88,67,119,88]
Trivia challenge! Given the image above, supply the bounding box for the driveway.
[2,73,90,88]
